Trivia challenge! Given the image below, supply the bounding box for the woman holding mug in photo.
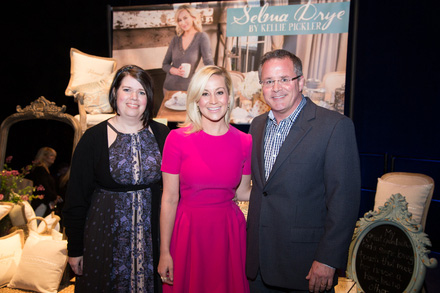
[162,5,214,93]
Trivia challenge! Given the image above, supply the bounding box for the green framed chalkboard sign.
[347,193,437,293]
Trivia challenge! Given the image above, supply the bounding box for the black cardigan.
[62,119,169,261]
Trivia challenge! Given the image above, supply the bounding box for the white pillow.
[22,201,37,232]
[374,178,433,224]
[71,71,116,114]
[8,202,27,227]
[0,202,14,221]
[8,230,68,293]
[65,48,117,96]
[37,212,61,234]
[0,230,24,287]
[51,229,64,241]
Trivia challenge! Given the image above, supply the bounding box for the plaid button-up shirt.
[263,97,306,180]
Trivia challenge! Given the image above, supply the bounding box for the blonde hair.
[34,147,56,167]
[182,65,235,134]
[175,5,203,36]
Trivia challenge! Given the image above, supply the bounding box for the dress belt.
[96,183,153,192]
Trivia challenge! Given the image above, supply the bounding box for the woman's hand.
[158,253,174,285]
[170,66,185,77]
[55,195,63,204]
[68,256,84,275]
[159,172,179,285]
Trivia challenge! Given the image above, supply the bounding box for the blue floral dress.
[76,123,162,292]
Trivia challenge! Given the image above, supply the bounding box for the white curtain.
[295,0,348,82]
[260,0,348,82]
[270,0,289,50]
[296,32,347,82]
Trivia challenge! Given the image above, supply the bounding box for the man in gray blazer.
[246,49,360,292]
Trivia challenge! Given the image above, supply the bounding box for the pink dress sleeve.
[161,130,181,174]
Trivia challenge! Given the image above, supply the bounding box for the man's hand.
[306,260,335,292]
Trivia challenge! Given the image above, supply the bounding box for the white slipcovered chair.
[374,172,435,230]
[65,48,117,133]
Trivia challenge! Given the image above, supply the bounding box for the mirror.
[347,193,438,292]
[0,96,82,172]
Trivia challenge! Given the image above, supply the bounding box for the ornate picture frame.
[347,193,438,292]
[0,96,82,171]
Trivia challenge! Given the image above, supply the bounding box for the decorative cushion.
[0,230,24,287]
[71,71,116,114]
[0,202,14,221]
[8,203,26,227]
[65,48,117,96]
[27,216,63,240]
[8,230,68,293]
[374,178,433,224]
[35,212,60,234]
[22,201,37,232]
[51,229,64,241]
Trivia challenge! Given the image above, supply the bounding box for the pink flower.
[0,194,4,200]
[11,170,19,176]
[21,195,29,201]
[5,156,13,163]
[38,195,44,199]
[36,185,45,191]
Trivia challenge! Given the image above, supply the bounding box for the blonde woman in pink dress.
[158,65,251,292]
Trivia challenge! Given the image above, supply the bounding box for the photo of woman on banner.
[162,5,214,94]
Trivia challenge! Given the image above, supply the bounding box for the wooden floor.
[1,277,356,292]
[335,277,357,292]
[0,285,73,293]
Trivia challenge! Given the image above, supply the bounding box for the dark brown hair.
[109,65,154,128]
[258,49,303,79]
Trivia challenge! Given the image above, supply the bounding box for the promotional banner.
[227,2,350,36]
[111,1,350,123]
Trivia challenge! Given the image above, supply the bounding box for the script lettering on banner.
[226,1,350,37]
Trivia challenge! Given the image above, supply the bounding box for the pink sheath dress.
[161,126,251,293]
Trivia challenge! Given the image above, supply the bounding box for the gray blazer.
[246,97,361,290]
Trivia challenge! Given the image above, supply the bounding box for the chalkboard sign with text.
[347,193,437,293]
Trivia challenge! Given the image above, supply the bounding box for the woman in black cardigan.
[29,147,61,217]
[63,65,170,293]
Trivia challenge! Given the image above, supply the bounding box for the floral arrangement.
[0,156,44,203]
[237,71,262,100]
